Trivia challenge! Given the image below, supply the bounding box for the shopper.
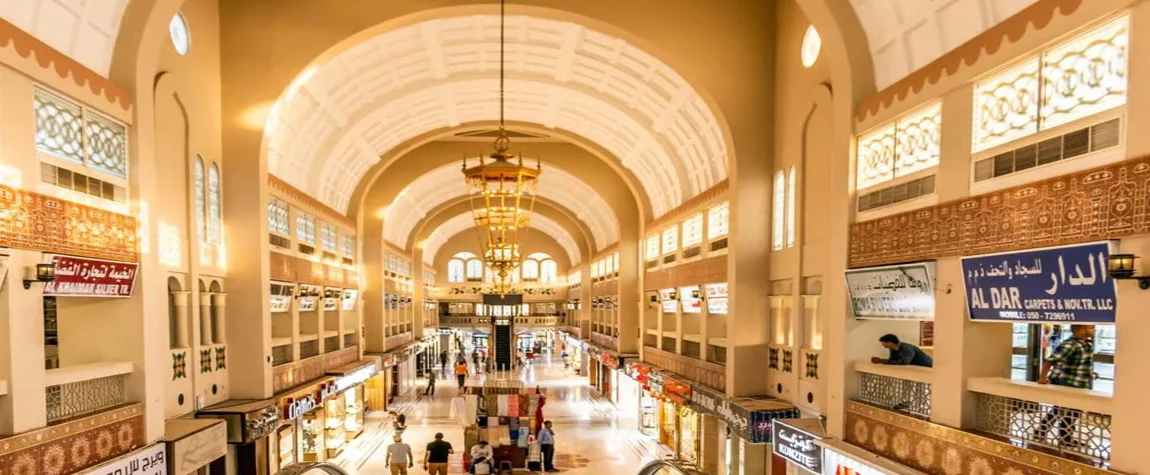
[424,432,454,475]
[871,334,933,367]
[538,420,557,472]
[386,434,414,475]
[440,350,449,370]
[425,370,437,396]
[455,360,470,390]
[1038,324,1098,447]
[470,440,495,475]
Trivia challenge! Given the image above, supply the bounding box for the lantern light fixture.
[24,263,56,290]
[1108,253,1150,289]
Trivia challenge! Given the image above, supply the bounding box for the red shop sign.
[662,376,693,405]
[599,353,619,369]
[626,362,651,383]
[44,255,138,298]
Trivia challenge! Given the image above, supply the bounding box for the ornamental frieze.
[0,185,137,262]
[850,155,1150,268]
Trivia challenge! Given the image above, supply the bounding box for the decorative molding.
[0,185,138,262]
[0,18,132,113]
[267,175,356,230]
[850,154,1150,268]
[855,0,1085,123]
[269,251,358,289]
[0,404,145,474]
[644,255,727,290]
[172,350,187,380]
[647,179,729,231]
[272,346,359,393]
[844,401,1118,475]
[642,346,726,393]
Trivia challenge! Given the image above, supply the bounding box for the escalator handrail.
[637,459,708,475]
[274,462,350,475]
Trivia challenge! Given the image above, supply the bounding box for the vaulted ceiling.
[422,211,580,266]
[0,0,129,76]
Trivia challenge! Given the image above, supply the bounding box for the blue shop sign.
[961,241,1117,323]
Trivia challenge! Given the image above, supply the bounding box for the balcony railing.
[273,346,360,393]
[272,344,292,366]
[854,362,932,418]
[44,361,132,423]
[968,377,1112,464]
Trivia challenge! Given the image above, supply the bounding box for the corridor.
[332,354,664,474]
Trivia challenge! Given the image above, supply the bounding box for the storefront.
[817,439,927,475]
[686,380,800,444]
[162,418,228,475]
[558,332,584,374]
[321,360,378,459]
[624,362,660,439]
[196,401,280,475]
[276,380,337,466]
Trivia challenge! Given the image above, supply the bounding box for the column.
[699,414,720,474]
[738,439,769,475]
[211,293,227,344]
[172,291,191,348]
[1109,279,1150,473]
[199,292,214,346]
[0,250,48,434]
[618,235,640,353]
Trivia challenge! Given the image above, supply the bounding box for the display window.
[298,408,326,462]
[324,397,347,457]
[640,392,659,439]
[660,401,678,449]
[277,425,296,470]
[678,407,699,464]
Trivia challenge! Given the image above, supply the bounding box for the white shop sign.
[844,262,935,320]
[82,443,166,475]
[334,365,378,392]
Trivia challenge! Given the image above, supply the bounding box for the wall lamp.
[24,263,55,290]
[1107,254,1150,289]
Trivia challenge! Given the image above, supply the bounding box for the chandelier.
[462,0,541,296]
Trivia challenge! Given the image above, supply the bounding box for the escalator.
[275,462,349,475]
[493,323,513,370]
[637,459,708,475]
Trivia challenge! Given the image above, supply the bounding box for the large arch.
[422,212,582,267]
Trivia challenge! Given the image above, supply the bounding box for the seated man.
[470,440,495,475]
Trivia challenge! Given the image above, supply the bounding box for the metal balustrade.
[272,345,292,366]
[974,392,1111,463]
[45,374,127,423]
[857,372,932,418]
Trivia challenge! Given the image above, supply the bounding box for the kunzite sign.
[44,255,138,297]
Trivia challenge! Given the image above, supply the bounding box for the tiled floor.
[331,353,663,474]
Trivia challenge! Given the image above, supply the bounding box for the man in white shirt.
[386,434,413,475]
[469,440,495,474]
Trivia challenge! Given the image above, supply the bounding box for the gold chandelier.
[462,0,541,296]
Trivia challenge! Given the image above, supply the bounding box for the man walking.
[386,434,414,475]
[1038,324,1097,447]
[440,350,449,372]
[425,369,437,396]
[424,432,454,475]
[537,420,558,472]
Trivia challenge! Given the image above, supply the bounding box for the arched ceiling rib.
[423,212,581,267]
[266,14,728,219]
[385,159,617,252]
[847,0,1038,89]
[0,0,130,77]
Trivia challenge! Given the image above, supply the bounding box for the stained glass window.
[707,202,729,239]
[541,260,558,284]
[194,157,205,241]
[208,163,221,244]
[646,235,660,260]
[268,198,290,234]
[1040,15,1128,130]
[973,60,1040,152]
[773,170,785,251]
[858,103,941,189]
[682,213,704,248]
[786,166,796,249]
[661,226,678,255]
[35,88,128,180]
[320,223,337,252]
[296,213,316,244]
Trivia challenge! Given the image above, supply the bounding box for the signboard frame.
[844,262,935,320]
[43,255,139,298]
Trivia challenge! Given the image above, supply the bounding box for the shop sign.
[298,297,317,312]
[660,375,692,405]
[961,241,1116,323]
[438,328,453,334]
[322,297,338,311]
[318,382,337,401]
[625,362,652,386]
[245,406,280,441]
[169,421,228,475]
[342,289,358,311]
[688,383,799,444]
[84,443,165,475]
[334,365,378,392]
[772,420,823,474]
[680,286,702,314]
[845,262,934,320]
[383,354,397,367]
[282,395,319,421]
[270,295,291,313]
[44,255,138,298]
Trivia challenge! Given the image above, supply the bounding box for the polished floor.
[332,352,663,474]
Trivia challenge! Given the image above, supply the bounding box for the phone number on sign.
[997,311,1077,321]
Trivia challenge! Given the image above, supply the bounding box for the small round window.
[169,13,190,56]
[801,25,821,68]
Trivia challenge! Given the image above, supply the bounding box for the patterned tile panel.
[0,185,137,262]
[850,155,1150,268]
[642,347,726,393]
[0,404,145,475]
[844,401,1119,475]
[645,255,727,291]
[272,346,359,393]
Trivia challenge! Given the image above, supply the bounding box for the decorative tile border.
[850,154,1150,268]
[646,179,728,230]
[269,251,358,288]
[0,19,132,112]
[642,346,726,393]
[855,0,1084,122]
[272,346,359,393]
[644,255,727,290]
[0,185,137,263]
[844,401,1117,475]
[0,404,144,475]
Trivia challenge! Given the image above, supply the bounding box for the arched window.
[466,259,483,281]
[522,259,540,280]
[786,165,796,248]
[448,260,465,283]
[772,170,785,250]
[194,156,205,241]
[208,163,221,244]
[541,260,558,284]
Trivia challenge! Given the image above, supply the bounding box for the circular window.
[169,13,190,56]
[801,25,821,68]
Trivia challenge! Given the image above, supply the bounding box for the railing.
[637,459,706,475]
[272,344,292,366]
[708,345,727,365]
[661,336,676,352]
[643,346,727,393]
[44,362,132,423]
[854,362,932,418]
[968,377,1112,463]
[276,462,350,475]
[643,333,658,348]
[343,333,357,348]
